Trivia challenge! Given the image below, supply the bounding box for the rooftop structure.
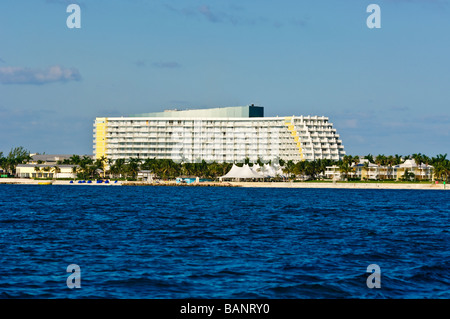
[130,104,264,118]
[29,154,93,164]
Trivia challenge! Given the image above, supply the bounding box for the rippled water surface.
[0,185,448,298]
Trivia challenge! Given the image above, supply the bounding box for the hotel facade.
[93,105,346,163]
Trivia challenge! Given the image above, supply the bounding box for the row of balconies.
[107,129,334,135]
[105,136,302,143]
[109,122,286,128]
[104,153,342,161]
[101,137,343,146]
[107,148,283,153]
[108,123,337,130]
[107,119,333,126]
[106,128,292,135]
[106,152,288,158]
[102,145,342,154]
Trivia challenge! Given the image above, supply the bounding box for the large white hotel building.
[93,105,345,163]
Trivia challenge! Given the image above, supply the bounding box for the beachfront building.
[325,159,434,181]
[94,105,346,163]
[137,170,155,182]
[395,159,434,181]
[16,164,78,179]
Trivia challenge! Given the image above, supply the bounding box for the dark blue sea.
[0,185,448,299]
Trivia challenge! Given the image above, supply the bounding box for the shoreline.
[0,178,447,190]
[229,181,447,190]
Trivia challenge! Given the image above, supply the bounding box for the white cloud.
[152,61,181,69]
[0,65,82,85]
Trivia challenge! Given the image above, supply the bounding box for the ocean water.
[0,184,448,299]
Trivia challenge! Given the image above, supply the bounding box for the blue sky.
[0,0,449,157]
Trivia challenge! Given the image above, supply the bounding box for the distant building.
[137,170,155,182]
[325,159,434,181]
[16,164,78,179]
[94,105,346,163]
[30,154,73,164]
[29,154,93,165]
[396,159,434,181]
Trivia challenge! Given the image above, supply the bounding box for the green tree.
[94,156,108,178]
[393,154,403,165]
[110,158,126,178]
[69,154,81,165]
[365,154,374,163]
[282,160,296,179]
[52,165,60,179]
[343,155,353,166]
[431,154,449,181]
[0,152,5,173]
[126,158,141,180]
[386,155,395,179]
[72,166,79,180]
[5,146,30,175]
[339,162,352,180]
[34,166,41,178]
[361,161,370,180]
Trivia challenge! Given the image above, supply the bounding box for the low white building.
[16,164,78,179]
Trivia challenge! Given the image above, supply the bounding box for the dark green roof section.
[130,105,264,118]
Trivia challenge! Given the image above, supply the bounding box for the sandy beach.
[0,178,448,190]
[0,178,123,186]
[229,181,448,190]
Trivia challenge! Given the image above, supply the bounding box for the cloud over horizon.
[0,65,82,85]
[152,61,181,69]
[164,3,306,28]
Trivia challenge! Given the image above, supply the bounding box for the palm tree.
[94,156,107,178]
[386,155,395,179]
[34,166,41,178]
[52,165,60,179]
[111,158,126,178]
[43,166,51,178]
[282,160,296,179]
[344,155,353,163]
[361,161,370,180]
[293,160,307,180]
[411,153,424,166]
[106,158,114,178]
[69,154,81,165]
[365,154,374,163]
[393,154,402,165]
[375,155,386,179]
[339,161,353,181]
[126,158,141,180]
[72,166,79,180]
